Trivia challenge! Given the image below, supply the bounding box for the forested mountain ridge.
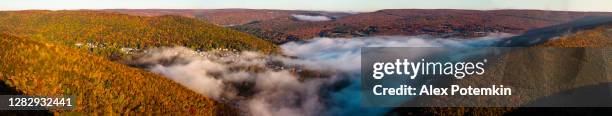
[234,9,612,43]
[0,10,278,59]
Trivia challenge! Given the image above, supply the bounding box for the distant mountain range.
[105,9,352,26]
[108,9,612,44]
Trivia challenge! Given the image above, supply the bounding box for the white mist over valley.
[128,34,513,116]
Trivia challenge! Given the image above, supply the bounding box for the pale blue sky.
[1,0,611,12]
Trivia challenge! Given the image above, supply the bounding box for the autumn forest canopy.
[0,9,611,115]
[0,10,278,57]
[0,10,278,114]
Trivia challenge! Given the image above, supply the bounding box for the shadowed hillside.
[389,18,612,116]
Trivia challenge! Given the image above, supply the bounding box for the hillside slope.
[540,24,612,47]
[390,20,612,116]
[0,34,236,115]
[0,10,278,57]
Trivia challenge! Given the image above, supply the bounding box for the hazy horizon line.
[2,8,611,13]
